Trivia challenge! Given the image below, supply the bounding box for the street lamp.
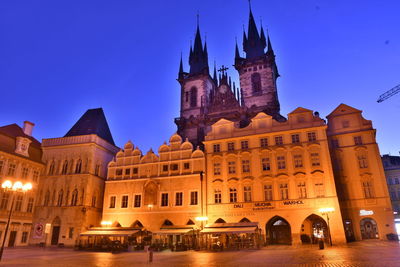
[0,180,33,261]
[319,207,335,246]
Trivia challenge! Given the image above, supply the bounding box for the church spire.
[178,53,184,79]
[242,5,266,59]
[267,33,274,54]
[189,16,209,75]
[213,61,218,85]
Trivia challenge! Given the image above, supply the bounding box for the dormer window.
[15,137,32,157]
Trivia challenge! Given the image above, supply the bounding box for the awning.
[154,229,194,235]
[200,227,257,234]
[80,230,139,237]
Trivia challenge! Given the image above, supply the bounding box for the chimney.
[23,121,35,136]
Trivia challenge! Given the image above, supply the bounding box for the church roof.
[64,108,115,146]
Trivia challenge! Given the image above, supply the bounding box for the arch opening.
[265,216,291,245]
[360,218,379,239]
[300,214,328,244]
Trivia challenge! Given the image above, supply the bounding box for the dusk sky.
[1,0,399,155]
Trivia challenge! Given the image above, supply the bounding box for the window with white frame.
[213,163,221,175]
[228,161,236,174]
[279,183,289,200]
[242,160,250,173]
[243,186,252,202]
[190,191,198,205]
[307,132,317,142]
[297,182,307,198]
[277,156,286,170]
[161,193,169,207]
[134,194,141,207]
[293,154,303,168]
[214,189,222,203]
[175,192,183,206]
[264,184,273,201]
[261,158,271,171]
[121,195,129,208]
[229,188,237,203]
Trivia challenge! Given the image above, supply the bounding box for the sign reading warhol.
[283,200,304,205]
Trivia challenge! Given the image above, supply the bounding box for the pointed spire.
[189,14,209,75]
[267,32,274,54]
[235,38,241,59]
[213,61,218,85]
[243,5,266,59]
[260,25,267,48]
[178,53,184,79]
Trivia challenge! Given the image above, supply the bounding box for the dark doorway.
[8,231,17,247]
[266,216,291,245]
[51,226,60,245]
[360,218,379,239]
[344,219,355,242]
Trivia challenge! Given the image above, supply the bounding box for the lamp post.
[0,180,33,261]
[319,207,335,246]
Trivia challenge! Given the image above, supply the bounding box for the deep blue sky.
[1,0,399,155]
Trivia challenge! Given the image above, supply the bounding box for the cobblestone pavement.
[1,241,399,267]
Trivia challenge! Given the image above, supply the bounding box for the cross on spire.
[218,65,229,75]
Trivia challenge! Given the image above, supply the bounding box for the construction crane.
[377,84,400,103]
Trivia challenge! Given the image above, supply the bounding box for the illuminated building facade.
[382,154,400,219]
[0,122,44,247]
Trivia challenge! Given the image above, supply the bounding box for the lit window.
[242,160,250,173]
[275,136,283,145]
[121,195,129,208]
[8,163,16,176]
[243,186,252,202]
[307,132,317,142]
[277,156,286,170]
[264,185,273,201]
[26,197,34,213]
[310,153,320,166]
[22,168,29,179]
[161,193,169,207]
[261,158,271,171]
[175,192,183,206]
[260,138,268,148]
[213,163,221,175]
[190,191,198,205]
[291,134,300,144]
[229,188,237,203]
[214,189,222,203]
[297,182,307,198]
[293,154,303,168]
[279,183,289,200]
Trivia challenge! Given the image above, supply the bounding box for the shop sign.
[283,200,304,205]
[45,223,51,234]
[233,204,243,208]
[253,202,274,211]
[359,209,374,216]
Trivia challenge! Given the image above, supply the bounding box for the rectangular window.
[133,167,138,174]
[214,189,222,204]
[354,136,363,145]
[264,184,273,201]
[229,188,237,203]
[121,195,128,208]
[170,164,178,171]
[293,154,303,168]
[298,182,307,198]
[213,144,221,153]
[116,169,122,176]
[213,163,221,175]
[8,163,16,176]
[243,186,252,202]
[227,142,235,151]
[69,227,74,239]
[175,192,183,206]
[275,136,283,146]
[33,171,39,182]
[95,164,100,176]
[358,155,368,168]
[27,197,34,213]
[362,181,374,198]
[291,134,300,144]
[315,182,325,197]
[390,191,397,200]
[14,195,23,211]
[395,178,400,185]
[342,120,350,128]
[190,191,198,205]
[310,153,320,166]
[161,193,169,207]
[125,169,130,175]
[241,140,249,149]
[260,138,268,148]
[277,156,286,170]
[228,161,236,174]
[22,168,29,179]
[261,158,271,171]
[0,193,9,210]
[134,195,141,207]
[109,196,116,208]
[21,232,28,243]
[279,183,289,200]
[307,132,317,142]
[242,160,250,173]
[162,165,168,172]
[184,162,190,169]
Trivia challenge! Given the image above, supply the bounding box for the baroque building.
[30,108,118,246]
[0,122,44,247]
[381,154,400,228]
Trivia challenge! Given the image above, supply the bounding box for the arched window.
[251,72,262,94]
[44,190,50,206]
[215,218,226,223]
[162,219,173,226]
[49,161,55,175]
[57,190,63,206]
[75,159,82,174]
[71,189,78,206]
[190,87,197,107]
[62,160,68,175]
[240,217,251,223]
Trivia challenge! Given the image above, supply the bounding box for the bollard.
[318,239,324,250]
